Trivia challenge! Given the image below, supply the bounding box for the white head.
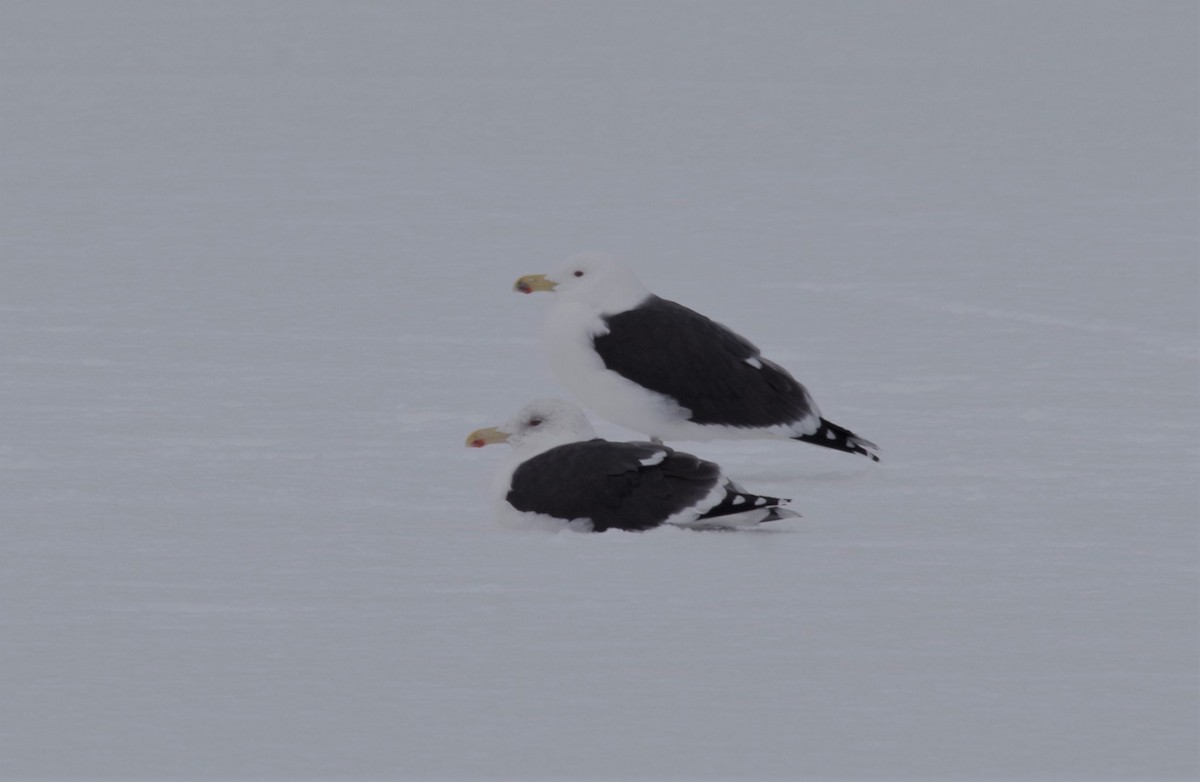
[514,253,651,314]
[465,398,597,456]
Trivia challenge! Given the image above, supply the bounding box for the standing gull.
[466,399,799,532]
[514,254,880,461]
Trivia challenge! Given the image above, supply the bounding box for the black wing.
[593,296,813,427]
[506,439,721,531]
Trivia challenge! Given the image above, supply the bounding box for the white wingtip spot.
[826,430,837,440]
[754,497,767,506]
[732,495,746,505]
[744,357,763,370]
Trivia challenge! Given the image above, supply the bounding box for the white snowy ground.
[1,1,1196,779]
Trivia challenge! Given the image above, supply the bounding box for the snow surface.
[2,1,1197,779]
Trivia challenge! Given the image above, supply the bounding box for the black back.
[506,439,721,531]
[592,296,813,427]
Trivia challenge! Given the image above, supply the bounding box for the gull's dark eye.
[573,270,584,277]
[528,418,542,427]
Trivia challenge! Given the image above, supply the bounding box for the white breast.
[542,301,693,439]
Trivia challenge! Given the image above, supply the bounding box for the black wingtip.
[793,418,881,462]
[700,489,795,521]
